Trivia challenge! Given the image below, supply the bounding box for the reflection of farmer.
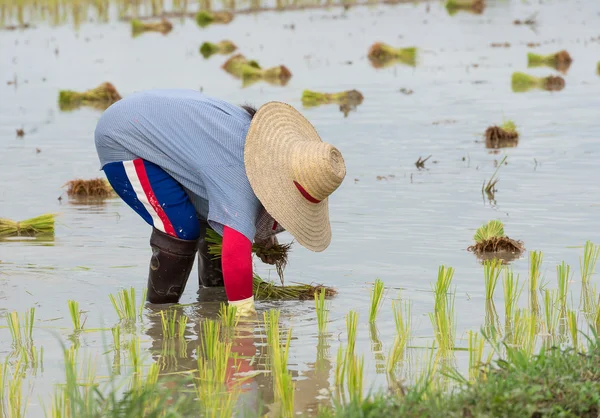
[94,90,346,315]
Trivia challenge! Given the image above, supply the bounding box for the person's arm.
[221,225,255,315]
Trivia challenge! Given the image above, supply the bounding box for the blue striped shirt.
[94,89,273,242]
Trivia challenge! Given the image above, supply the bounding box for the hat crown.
[292,142,346,202]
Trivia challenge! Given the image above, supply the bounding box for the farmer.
[94,89,346,316]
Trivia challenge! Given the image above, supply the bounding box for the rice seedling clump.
[485,120,519,149]
[445,0,485,15]
[195,10,233,28]
[58,82,122,110]
[367,43,417,68]
[511,72,565,92]
[527,50,572,73]
[131,19,173,36]
[0,214,55,237]
[63,178,115,198]
[468,220,524,256]
[302,89,363,107]
[199,40,237,58]
[222,54,292,86]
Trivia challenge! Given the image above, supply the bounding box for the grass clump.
[485,120,519,149]
[131,18,172,36]
[0,214,55,237]
[63,178,115,198]
[367,43,417,68]
[527,50,572,73]
[58,82,122,111]
[195,10,233,27]
[511,72,565,92]
[445,0,485,15]
[199,40,237,58]
[468,219,524,256]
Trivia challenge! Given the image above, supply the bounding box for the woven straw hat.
[244,102,346,252]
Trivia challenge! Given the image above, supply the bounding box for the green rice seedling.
[346,310,359,357]
[511,308,537,356]
[484,259,503,301]
[367,42,417,68]
[369,278,385,323]
[6,308,35,348]
[316,335,330,372]
[199,40,237,58]
[556,262,571,317]
[529,251,544,316]
[109,287,145,328]
[429,266,456,355]
[314,287,330,334]
[218,302,239,329]
[503,268,523,329]
[369,323,385,374]
[511,72,565,92]
[1,358,28,418]
[67,300,85,331]
[160,309,188,339]
[542,289,560,337]
[474,220,505,242]
[335,344,346,390]
[468,330,485,382]
[345,352,365,405]
[0,214,55,237]
[387,298,411,376]
[580,241,600,314]
[201,319,221,361]
[527,50,572,72]
[567,310,579,350]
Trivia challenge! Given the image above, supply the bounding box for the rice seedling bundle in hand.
[367,43,417,68]
[63,178,115,198]
[445,0,485,14]
[199,40,237,59]
[195,10,234,27]
[485,120,519,149]
[527,50,572,73]
[58,82,122,111]
[131,18,173,36]
[468,220,524,256]
[511,72,565,92]
[0,214,55,237]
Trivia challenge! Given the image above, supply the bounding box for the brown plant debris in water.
[16,128,24,137]
[544,75,565,91]
[491,42,510,48]
[131,19,173,35]
[63,178,115,198]
[415,155,432,169]
[468,237,524,255]
[485,126,519,149]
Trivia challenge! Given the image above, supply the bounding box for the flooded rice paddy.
[1,0,600,415]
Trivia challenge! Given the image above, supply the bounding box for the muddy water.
[2,0,600,415]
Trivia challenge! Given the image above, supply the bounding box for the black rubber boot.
[197,221,224,288]
[146,228,197,304]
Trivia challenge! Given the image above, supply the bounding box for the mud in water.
[2,0,600,416]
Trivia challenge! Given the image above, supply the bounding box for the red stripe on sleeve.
[133,159,177,237]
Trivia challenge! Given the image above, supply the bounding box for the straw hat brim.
[244,102,331,252]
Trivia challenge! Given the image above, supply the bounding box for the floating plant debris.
[63,178,116,198]
[222,54,292,86]
[597,61,600,75]
[445,0,485,15]
[131,19,173,36]
[0,214,55,237]
[367,43,416,68]
[16,128,24,137]
[468,220,524,257]
[301,89,363,116]
[195,10,233,27]
[199,40,237,59]
[58,82,122,111]
[527,50,572,73]
[205,228,291,284]
[415,155,432,169]
[511,72,565,92]
[485,121,519,149]
[491,42,510,48]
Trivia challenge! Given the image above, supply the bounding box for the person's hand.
[254,235,278,265]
